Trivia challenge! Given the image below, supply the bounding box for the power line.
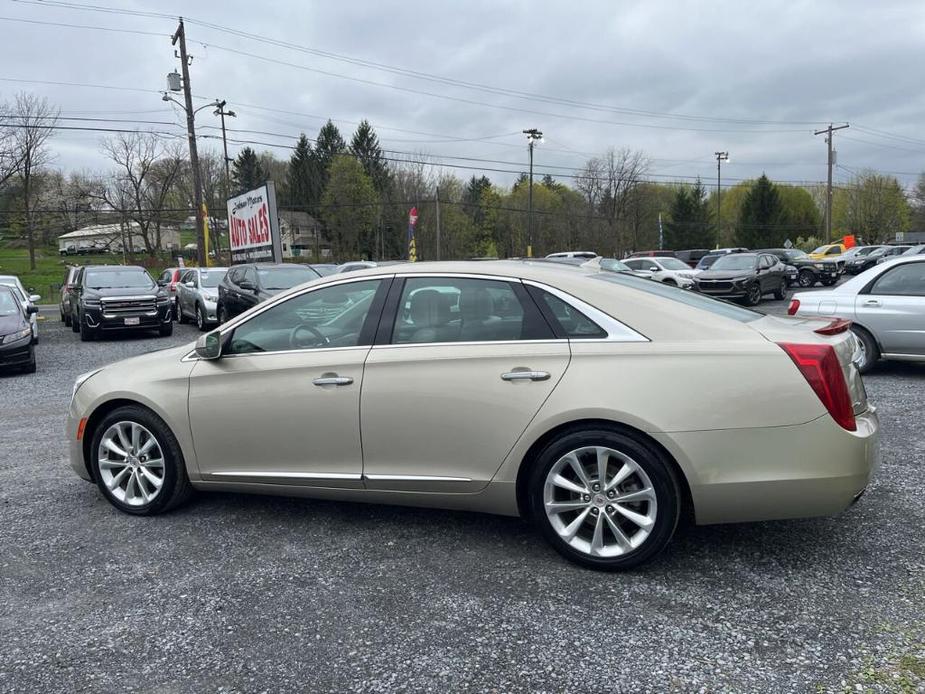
[11,0,834,128]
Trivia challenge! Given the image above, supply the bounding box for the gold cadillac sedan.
[66,261,879,570]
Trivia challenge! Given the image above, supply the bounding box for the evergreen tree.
[231,147,266,195]
[286,134,314,211]
[463,175,492,221]
[312,121,347,213]
[320,156,378,260]
[349,120,388,193]
[664,180,715,249]
[737,174,784,247]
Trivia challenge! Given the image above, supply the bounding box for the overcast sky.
[2,0,924,191]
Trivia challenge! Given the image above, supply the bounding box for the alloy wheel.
[196,305,204,330]
[543,446,657,558]
[97,421,165,507]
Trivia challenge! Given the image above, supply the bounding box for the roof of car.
[81,265,146,272]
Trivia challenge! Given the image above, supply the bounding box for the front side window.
[392,277,548,344]
[870,263,925,297]
[227,280,382,354]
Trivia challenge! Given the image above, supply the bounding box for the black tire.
[773,279,788,301]
[177,303,188,324]
[89,405,193,515]
[851,325,879,374]
[79,316,97,342]
[171,302,179,322]
[71,311,80,333]
[798,269,816,288]
[744,282,762,306]
[528,427,681,571]
[662,278,677,287]
[22,349,36,374]
[195,303,208,331]
[821,278,837,287]
[159,321,174,337]
[217,302,228,325]
[64,311,71,327]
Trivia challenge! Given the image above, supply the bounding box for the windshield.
[811,245,837,254]
[711,255,757,271]
[257,266,318,290]
[85,270,154,289]
[599,258,632,273]
[0,289,20,316]
[311,264,338,277]
[657,258,689,271]
[902,245,925,256]
[783,249,807,261]
[199,269,226,288]
[593,273,761,323]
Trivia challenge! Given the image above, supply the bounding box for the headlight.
[156,294,170,304]
[1,327,32,344]
[81,298,101,308]
[72,369,102,399]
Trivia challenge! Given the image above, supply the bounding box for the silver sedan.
[789,256,925,372]
[176,267,228,331]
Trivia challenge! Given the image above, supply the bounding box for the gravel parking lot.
[1,298,923,693]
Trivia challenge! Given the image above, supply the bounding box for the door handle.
[312,375,354,386]
[501,370,551,382]
[863,299,881,307]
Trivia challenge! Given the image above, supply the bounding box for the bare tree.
[11,92,58,269]
[101,132,187,255]
[598,147,649,254]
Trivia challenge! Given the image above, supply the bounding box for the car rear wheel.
[196,304,207,331]
[773,279,788,301]
[90,406,192,515]
[529,428,681,571]
[798,269,816,288]
[744,282,762,306]
[177,304,188,324]
[217,302,228,325]
[851,326,879,374]
[63,311,71,327]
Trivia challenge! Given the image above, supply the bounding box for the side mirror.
[184,281,195,288]
[195,331,222,360]
[157,279,167,287]
[29,294,41,303]
[239,280,256,291]
[26,305,39,315]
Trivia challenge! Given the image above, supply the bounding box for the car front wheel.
[90,406,192,515]
[529,428,681,571]
[798,269,816,287]
[773,279,788,301]
[744,282,762,306]
[196,304,208,331]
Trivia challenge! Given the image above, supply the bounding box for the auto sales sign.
[227,181,283,264]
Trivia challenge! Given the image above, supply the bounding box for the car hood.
[696,270,754,281]
[0,312,27,335]
[97,342,195,375]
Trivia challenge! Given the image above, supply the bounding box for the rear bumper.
[652,408,880,525]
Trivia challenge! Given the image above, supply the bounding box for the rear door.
[360,275,571,492]
[856,261,925,355]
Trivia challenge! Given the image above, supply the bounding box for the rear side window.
[869,262,925,297]
[527,286,607,339]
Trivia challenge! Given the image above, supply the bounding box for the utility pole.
[213,99,235,261]
[523,128,543,257]
[814,123,849,242]
[714,151,729,234]
[435,186,441,261]
[172,18,206,267]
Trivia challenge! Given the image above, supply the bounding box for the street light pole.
[213,100,236,261]
[523,128,543,257]
[714,151,729,236]
[171,18,207,267]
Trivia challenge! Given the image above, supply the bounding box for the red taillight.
[814,318,852,336]
[778,342,856,431]
[787,299,800,316]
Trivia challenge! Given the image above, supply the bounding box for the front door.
[189,278,387,486]
[360,276,571,492]
[856,262,925,355]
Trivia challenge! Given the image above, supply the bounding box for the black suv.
[753,248,839,288]
[217,263,321,322]
[66,265,173,341]
[693,252,789,305]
